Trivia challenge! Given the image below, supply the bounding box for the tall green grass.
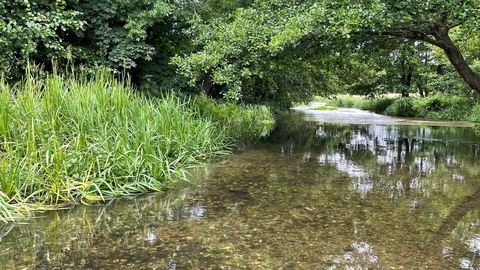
[191,95,275,141]
[0,66,250,221]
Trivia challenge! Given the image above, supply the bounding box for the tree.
[364,0,480,92]
[64,0,173,69]
[0,0,84,80]
[174,0,480,106]
[60,0,202,94]
[346,40,435,97]
[173,0,345,107]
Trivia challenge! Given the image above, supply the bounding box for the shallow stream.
[2,106,480,269]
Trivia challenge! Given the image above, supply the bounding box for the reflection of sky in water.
[351,241,378,263]
[457,234,480,269]
[467,235,480,254]
[317,153,367,178]
[326,241,378,269]
[189,202,206,220]
[316,127,327,138]
[311,124,469,198]
[145,231,156,243]
[459,257,473,269]
[350,178,374,198]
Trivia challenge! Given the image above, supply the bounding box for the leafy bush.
[320,95,367,108]
[384,98,419,117]
[411,94,477,121]
[361,98,395,114]
[189,95,276,141]
[468,104,480,122]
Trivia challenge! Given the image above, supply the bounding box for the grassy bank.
[0,68,275,222]
[317,94,480,122]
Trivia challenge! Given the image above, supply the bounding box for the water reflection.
[2,111,480,269]
[459,235,480,269]
[325,240,379,270]
[270,118,480,202]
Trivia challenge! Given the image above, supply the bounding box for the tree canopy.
[0,0,84,80]
[174,0,480,106]
[1,0,479,108]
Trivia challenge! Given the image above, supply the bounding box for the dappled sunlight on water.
[2,109,480,269]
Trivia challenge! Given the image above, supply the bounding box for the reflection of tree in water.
[269,120,480,197]
[436,195,480,269]
[269,118,480,266]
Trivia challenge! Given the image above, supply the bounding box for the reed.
[0,66,244,221]
[190,95,276,141]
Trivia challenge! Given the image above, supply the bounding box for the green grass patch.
[322,93,480,122]
[313,105,338,111]
[0,66,275,221]
[316,95,369,109]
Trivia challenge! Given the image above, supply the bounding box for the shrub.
[362,98,395,114]
[189,95,275,141]
[384,98,419,117]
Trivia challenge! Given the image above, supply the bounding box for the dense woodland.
[1,0,479,110]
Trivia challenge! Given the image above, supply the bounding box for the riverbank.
[316,94,480,123]
[294,102,475,127]
[0,68,275,222]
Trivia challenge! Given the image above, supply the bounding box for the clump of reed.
[190,94,276,141]
[0,66,234,221]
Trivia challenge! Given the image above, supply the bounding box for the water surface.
[2,107,480,269]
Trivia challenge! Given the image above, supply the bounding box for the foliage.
[0,0,196,92]
[62,0,198,94]
[349,40,435,97]
[321,96,369,109]
[314,106,337,111]
[189,94,275,141]
[361,98,396,114]
[328,94,480,122]
[174,0,480,106]
[2,0,480,113]
[0,66,239,220]
[384,98,418,117]
[0,0,84,81]
[64,0,172,68]
[172,0,344,107]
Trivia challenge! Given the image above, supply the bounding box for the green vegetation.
[175,0,480,107]
[2,0,480,109]
[192,95,275,141]
[313,106,338,111]
[0,67,274,222]
[320,94,480,122]
[2,0,480,219]
[317,96,369,110]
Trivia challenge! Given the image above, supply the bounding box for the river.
[1,105,480,269]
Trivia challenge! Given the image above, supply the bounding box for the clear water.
[2,107,480,269]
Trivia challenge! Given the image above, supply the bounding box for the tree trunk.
[379,21,480,93]
[441,42,480,92]
[201,69,214,95]
[401,71,412,97]
[417,81,427,97]
[430,26,480,93]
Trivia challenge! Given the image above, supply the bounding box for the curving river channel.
[2,105,480,269]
